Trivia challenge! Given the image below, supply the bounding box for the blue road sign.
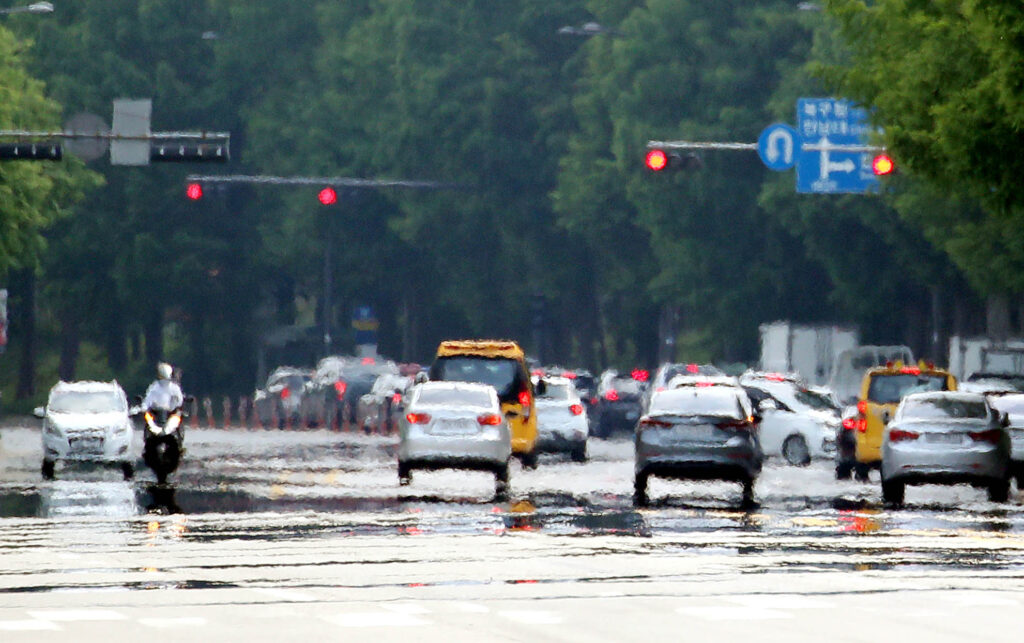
[758,123,798,171]
[795,98,879,194]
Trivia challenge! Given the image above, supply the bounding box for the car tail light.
[392,393,402,404]
[518,390,531,407]
[856,419,867,433]
[334,380,347,400]
[888,428,920,442]
[406,413,431,424]
[562,371,577,380]
[842,417,857,431]
[604,390,620,401]
[280,387,291,400]
[686,363,699,374]
[478,413,502,426]
[900,366,921,375]
[631,369,649,382]
[765,373,786,382]
[695,382,715,388]
[969,429,1002,444]
[569,403,584,416]
[857,400,867,415]
[639,418,672,430]
[717,418,753,431]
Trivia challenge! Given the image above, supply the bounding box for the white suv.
[35,381,135,480]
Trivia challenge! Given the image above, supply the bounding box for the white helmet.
[157,363,173,380]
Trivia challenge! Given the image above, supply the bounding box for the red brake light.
[569,403,584,416]
[319,187,338,205]
[631,369,649,382]
[872,153,895,176]
[645,149,669,171]
[856,418,867,433]
[518,390,531,407]
[604,390,620,401]
[686,364,699,374]
[842,417,857,431]
[640,418,672,429]
[562,372,577,380]
[765,373,786,382]
[478,413,502,426]
[969,429,1002,444]
[888,428,920,442]
[280,387,291,400]
[334,380,348,399]
[532,369,544,377]
[900,366,921,375]
[392,393,402,404]
[186,182,203,200]
[361,357,376,365]
[857,400,868,415]
[406,412,431,424]
[695,382,715,388]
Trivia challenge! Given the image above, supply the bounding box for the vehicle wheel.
[741,478,756,507]
[398,462,411,486]
[854,462,871,482]
[121,461,135,481]
[41,459,55,480]
[881,479,904,505]
[520,451,539,470]
[633,472,649,507]
[156,470,169,485]
[835,461,853,480]
[782,435,811,467]
[494,463,510,498]
[988,478,1011,503]
[570,444,587,463]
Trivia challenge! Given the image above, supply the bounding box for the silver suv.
[35,381,135,480]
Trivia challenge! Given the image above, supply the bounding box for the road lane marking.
[383,603,432,614]
[250,587,319,602]
[677,606,792,620]
[27,609,126,622]
[0,620,61,631]
[498,610,563,625]
[139,617,207,628]
[728,594,836,609]
[322,612,430,627]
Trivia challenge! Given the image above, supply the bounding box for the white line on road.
[0,620,61,631]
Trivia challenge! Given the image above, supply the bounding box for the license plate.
[70,436,103,452]
[432,420,477,435]
[926,433,963,444]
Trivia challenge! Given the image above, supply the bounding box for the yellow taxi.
[852,363,957,480]
[428,340,539,468]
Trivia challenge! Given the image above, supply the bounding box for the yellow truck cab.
[853,363,957,480]
[429,340,539,468]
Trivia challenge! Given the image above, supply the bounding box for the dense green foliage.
[0,0,1008,405]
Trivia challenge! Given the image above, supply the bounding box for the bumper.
[636,438,762,481]
[43,430,132,462]
[399,433,511,469]
[536,432,587,453]
[881,444,1008,483]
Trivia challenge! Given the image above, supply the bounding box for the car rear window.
[649,390,744,419]
[430,356,526,402]
[539,383,571,400]
[901,398,988,420]
[867,374,947,404]
[416,387,492,408]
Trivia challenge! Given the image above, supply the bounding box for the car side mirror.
[1001,412,1011,428]
[414,372,428,384]
[882,410,892,424]
[33,406,45,419]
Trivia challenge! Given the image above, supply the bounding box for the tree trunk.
[106,302,127,371]
[14,270,36,400]
[986,295,1011,341]
[58,311,80,382]
[144,307,164,365]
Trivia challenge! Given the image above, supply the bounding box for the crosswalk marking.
[27,609,126,622]
[0,620,61,631]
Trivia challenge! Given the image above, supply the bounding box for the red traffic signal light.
[872,153,895,176]
[186,182,203,200]
[645,149,669,172]
[318,187,338,205]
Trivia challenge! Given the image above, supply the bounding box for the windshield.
[901,398,988,420]
[794,389,838,411]
[539,383,571,400]
[867,374,948,404]
[415,387,492,408]
[430,356,525,402]
[649,390,744,419]
[50,390,126,414]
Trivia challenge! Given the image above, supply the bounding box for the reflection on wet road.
[2,423,1024,641]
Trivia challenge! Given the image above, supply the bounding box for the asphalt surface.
[2,421,1024,641]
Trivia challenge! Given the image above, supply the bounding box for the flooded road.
[2,423,1024,640]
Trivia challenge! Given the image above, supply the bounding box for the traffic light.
[150,142,229,163]
[185,182,203,200]
[0,142,62,161]
[318,187,338,205]
[871,153,895,176]
[644,148,703,172]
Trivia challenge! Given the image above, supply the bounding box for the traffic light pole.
[0,129,230,162]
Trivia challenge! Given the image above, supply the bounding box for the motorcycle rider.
[143,362,184,412]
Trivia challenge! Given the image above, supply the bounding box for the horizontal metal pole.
[647,140,757,151]
[0,130,230,141]
[185,174,464,190]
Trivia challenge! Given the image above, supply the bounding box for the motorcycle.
[138,401,189,484]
